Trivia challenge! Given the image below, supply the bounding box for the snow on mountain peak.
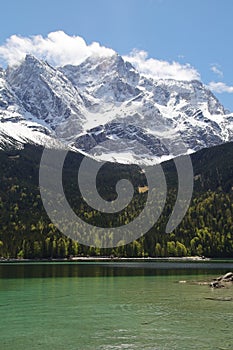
[5,54,86,133]
[0,47,232,164]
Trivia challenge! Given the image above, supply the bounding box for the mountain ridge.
[0,52,233,164]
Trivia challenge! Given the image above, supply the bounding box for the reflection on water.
[1,262,233,350]
[1,261,233,279]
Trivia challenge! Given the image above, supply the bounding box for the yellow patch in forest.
[138,186,148,194]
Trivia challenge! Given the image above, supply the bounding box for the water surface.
[0,262,233,349]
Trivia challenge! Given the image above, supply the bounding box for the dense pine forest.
[1,142,233,259]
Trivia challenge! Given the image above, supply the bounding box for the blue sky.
[0,0,233,110]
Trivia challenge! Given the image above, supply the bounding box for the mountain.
[0,61,62,150]
[0,52,233,164]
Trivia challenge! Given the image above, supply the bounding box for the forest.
[0,141,233,259]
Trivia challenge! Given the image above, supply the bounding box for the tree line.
[1,144,233,259]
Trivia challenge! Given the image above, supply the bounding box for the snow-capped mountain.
[0,64,61,150]
[0,52,233,164]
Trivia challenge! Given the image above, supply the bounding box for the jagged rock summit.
[0,52,233,164]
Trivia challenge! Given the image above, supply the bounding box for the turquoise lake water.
[0,261,233,350]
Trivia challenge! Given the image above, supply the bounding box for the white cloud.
[210,64,223,77]
[0,31,115,67]
[123,49,200,81]
[207,81,233,93]
[0,31,200,82]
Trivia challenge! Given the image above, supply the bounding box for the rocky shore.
[178,271,233,289]
[209,271,233,288]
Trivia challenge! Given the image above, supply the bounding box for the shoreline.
[0,256,219,264]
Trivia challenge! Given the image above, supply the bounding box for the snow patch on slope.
[0,51,233,164]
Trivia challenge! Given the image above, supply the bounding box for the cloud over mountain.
[207,81,233,94]
[0,31,200,82]
[2,30,233,101]
[0,31,115,67]
[123,49,201,81]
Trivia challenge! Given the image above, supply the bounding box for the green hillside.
[0,142,233,258]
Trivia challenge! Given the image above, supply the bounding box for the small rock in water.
[205,297,232,302]
[210,271,233,288]
[210,281,224,288]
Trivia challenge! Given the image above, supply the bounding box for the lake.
[1,261,233,350]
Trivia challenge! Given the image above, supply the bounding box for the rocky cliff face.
[0,52,232,164]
